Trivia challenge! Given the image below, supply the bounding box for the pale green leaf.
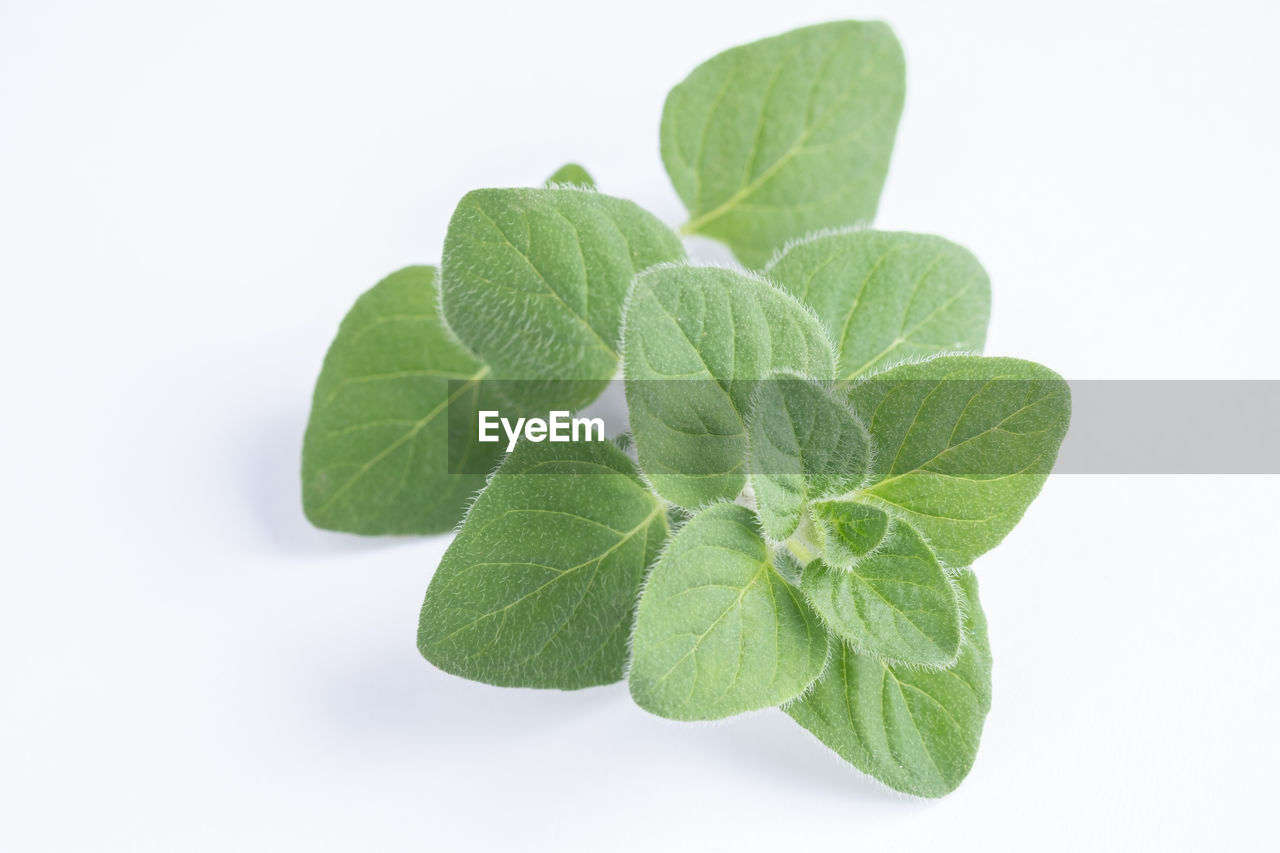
[545,163,596,189]
[764,229,990,380]
[622,265,835,508]
[786,571,991,797]
[629,503,828,720]
[801,520,961,667]
[847,355,1071,567]
[301,266,502,534]
[663,21,905,268]
[746,373,869,541]
[808,499,889,568]
[417,439,667,689]
[441,187,685,411]
[773,547,805,586]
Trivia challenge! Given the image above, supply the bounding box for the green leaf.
[801,520,961,667]
[663,21,905,268]
[417,439,667,689]
[808,499,889,567]
[764,229,991,380]
[301,266,502,534]
[545,162,596,189]
[785,571,991,797]
[847,355,1071,567]
[622,265,835,508]
[746,373,870,541]
[440,187,685,411]
[629,503,828,720]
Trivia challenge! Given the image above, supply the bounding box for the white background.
[3,0,1278,849]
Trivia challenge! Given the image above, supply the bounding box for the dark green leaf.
[801,520,961,666]
[848,355,1071,567]
[663,21,905,267]
[545,163,596,189]
[786,571,991,797]
[301,266,501,534]
[418,439,667,688]
[441,187,684,411]
[629,503,828,719]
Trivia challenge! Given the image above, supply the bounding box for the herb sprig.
[303,20,1070,797]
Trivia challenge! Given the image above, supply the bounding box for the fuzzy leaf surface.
[417,439,667,689]
[623,265,835,508]
[662,21,905,267]
[301,266,501,534]
[545,163,596,189]
[629,503,828,720]
[765,230,990,380]
[801,520,961,666]
[847,355,1071,567]
[746,374,870,541]
[441,187,684,411]
[786,571,991,797]
[809,500,888,567]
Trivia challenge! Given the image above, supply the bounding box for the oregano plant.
[302,20,1071,797]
